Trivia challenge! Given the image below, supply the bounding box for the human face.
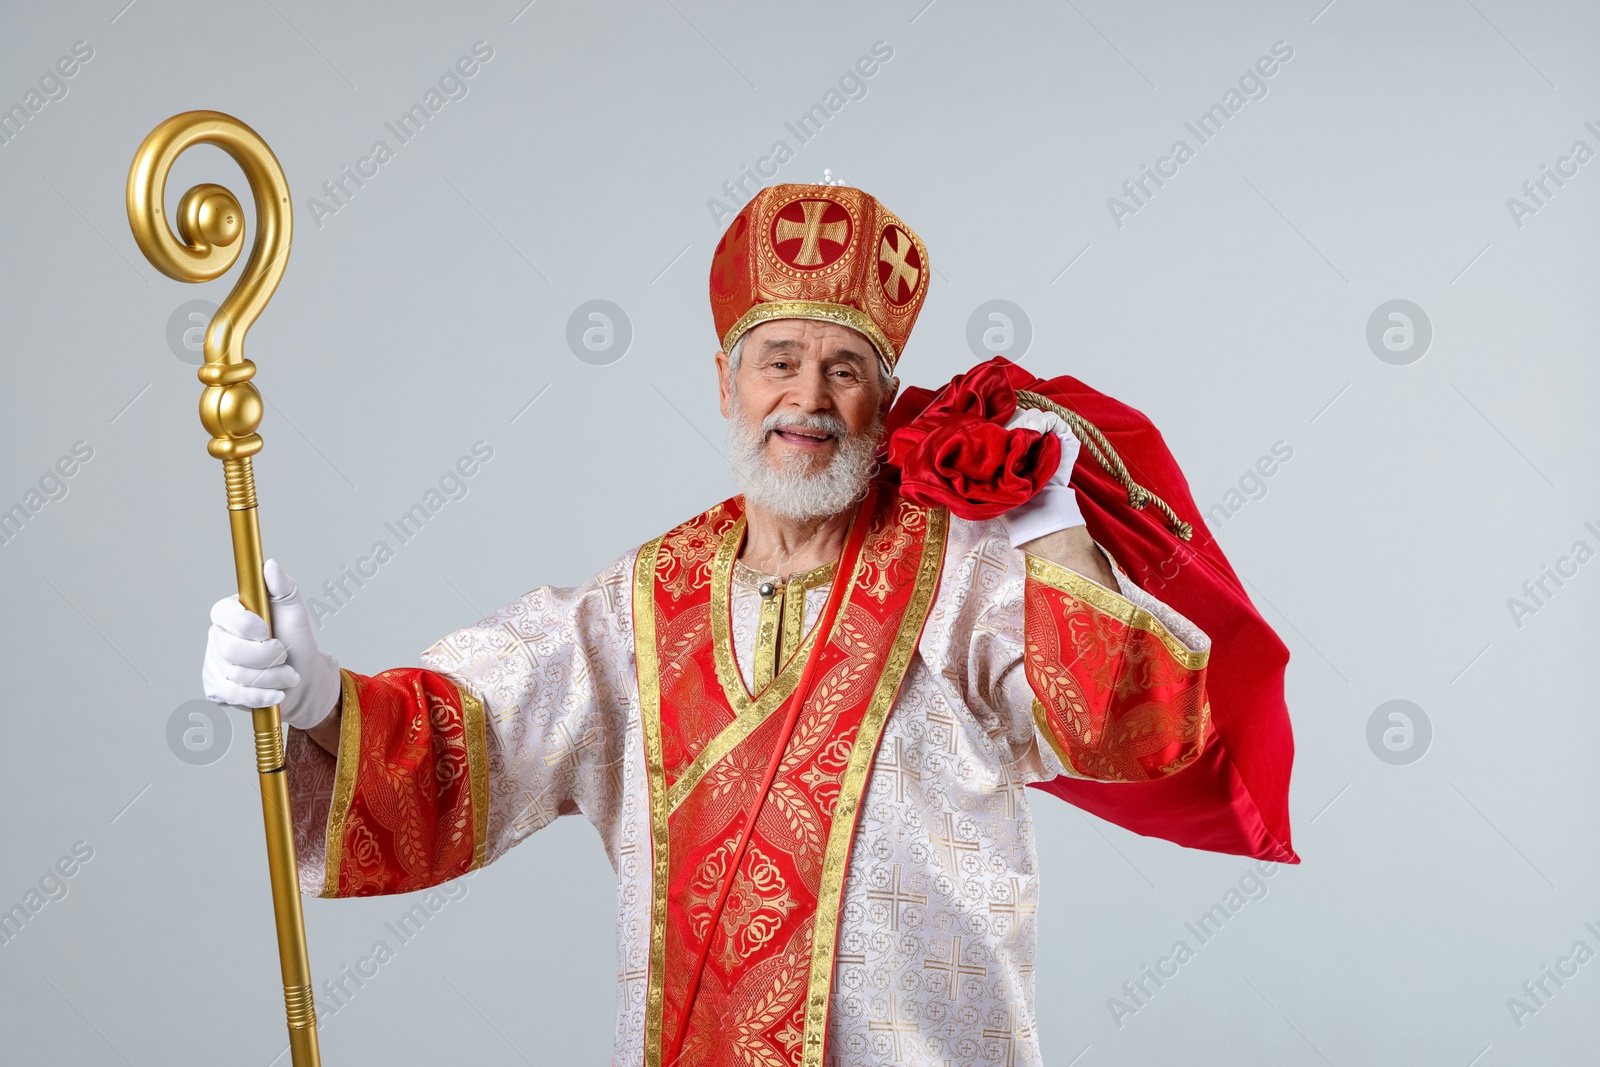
[716,318,898,475]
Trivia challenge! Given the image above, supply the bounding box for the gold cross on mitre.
[775,200,848,266]
[879,228,919,300]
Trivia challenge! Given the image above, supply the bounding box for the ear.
[715,349,732,419]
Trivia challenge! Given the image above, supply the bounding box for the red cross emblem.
[770,198,852,270]
[877,225,922,306]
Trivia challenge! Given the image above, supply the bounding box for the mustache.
[727,404,883,523]
[758,411,851,439]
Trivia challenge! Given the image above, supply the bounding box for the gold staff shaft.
[127,110,321,1067]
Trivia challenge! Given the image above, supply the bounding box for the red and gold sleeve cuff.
[319,666,489,897]
[1022,553,1210,783]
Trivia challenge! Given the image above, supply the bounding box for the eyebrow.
[757,338,871,365]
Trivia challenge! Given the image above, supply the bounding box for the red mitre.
[709,184,929,373]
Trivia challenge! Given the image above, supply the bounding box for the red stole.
[631,487,947,1067]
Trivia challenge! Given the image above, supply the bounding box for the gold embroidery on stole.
[798,505,946,1065]
[630,495,940,1067]
[670,518,861,813]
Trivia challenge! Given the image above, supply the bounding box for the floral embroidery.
[688,839,799,971]
[658,504,735,601]
[855,498,927,603]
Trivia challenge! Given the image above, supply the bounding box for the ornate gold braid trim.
[1016,389,1193,541]
[722,300,897,373]
[732,558,837,592]
[453,680,490,873]
[632,537,672,1067]
[1025,553,1210,670]
[799,505,948,1065]
[320,668,364,898]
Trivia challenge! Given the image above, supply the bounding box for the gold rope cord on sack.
[1015,390,1194,541]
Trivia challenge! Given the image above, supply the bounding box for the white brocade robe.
[288,513,1209,1066]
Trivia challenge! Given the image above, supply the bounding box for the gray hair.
[728,333,894,392]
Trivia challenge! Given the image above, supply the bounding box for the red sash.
[632,487,946,1067]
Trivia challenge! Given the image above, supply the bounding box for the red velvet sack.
[884,357,1298,863]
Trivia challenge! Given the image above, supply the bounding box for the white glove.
[1000,408,1085,547]
[201,558,341,730]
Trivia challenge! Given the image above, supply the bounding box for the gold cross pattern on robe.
[732,559,838,692]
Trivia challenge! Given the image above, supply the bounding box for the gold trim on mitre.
[721,300,898,373]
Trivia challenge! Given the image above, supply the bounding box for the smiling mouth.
[770,427,836,448]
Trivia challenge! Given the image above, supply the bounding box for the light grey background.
[1,1,1596,1064]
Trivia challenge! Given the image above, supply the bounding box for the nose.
[789,361,832,414]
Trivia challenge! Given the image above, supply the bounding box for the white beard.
[726,393,881,523]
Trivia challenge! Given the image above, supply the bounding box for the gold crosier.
[127,111,321,1067]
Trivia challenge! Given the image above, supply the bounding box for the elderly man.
[202,185,1216,1067]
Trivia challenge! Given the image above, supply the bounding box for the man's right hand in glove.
[202,559,342,749]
